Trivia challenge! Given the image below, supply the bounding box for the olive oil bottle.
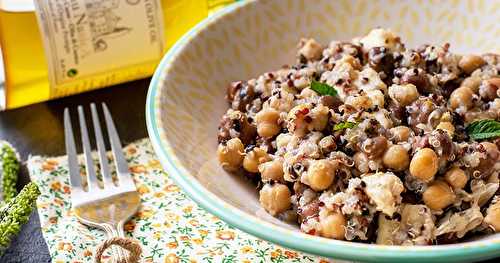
[0,0,234,109]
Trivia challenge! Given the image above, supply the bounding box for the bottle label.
[34,0,164,96]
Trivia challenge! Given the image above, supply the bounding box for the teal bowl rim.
[146,1,500,262]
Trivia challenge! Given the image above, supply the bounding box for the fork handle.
[102,222,129,262]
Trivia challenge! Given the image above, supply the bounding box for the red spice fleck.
[297,108,310,116]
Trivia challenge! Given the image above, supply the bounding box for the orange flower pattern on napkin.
[29,139,341,263]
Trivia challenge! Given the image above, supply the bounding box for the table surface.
[0,80,150,263]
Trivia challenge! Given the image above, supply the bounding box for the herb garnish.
[333,121,357,131]
[466,119,500,140]
[310,80,338,97]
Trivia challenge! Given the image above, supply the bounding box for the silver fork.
[64,103,141,262]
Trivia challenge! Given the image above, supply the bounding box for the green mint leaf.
[310,80,338,97]
[333,121,357,131]
[466,119,500,140]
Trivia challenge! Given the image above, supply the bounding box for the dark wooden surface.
[0,79,150,262]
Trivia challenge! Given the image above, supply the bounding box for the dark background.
[0,80,149,262]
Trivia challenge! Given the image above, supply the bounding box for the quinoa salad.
[216,28,500,245]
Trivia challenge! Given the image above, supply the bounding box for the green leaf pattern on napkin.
[29,139,336,263]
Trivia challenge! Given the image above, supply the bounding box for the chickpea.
[436,121,455,137]
[423,181,455,210]
[388,83,419,106]
[390,126,412,142]
[383,145,410,171]
[444,167,468,189]
[259,159,284,182]
[319,212,346,239]
[217,138,244,172]
[255,108,281,138]
[305,159,337,191]
[460,76,481,93]
[484,200,500,232]
[410,148,438,182]
[458,55,485,74]
[259,183,291,216]
[243,147,271,173]
[354,152,370,173]
[449,86,473,110]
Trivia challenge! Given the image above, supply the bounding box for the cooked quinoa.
[216,28,500,245]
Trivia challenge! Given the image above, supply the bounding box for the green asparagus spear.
[0,182,40,249]
[0,143,20,202]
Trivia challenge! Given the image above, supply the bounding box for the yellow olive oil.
[0,0,233,109]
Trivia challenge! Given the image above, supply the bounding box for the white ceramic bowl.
[146,0,500,261]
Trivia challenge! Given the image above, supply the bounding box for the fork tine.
[90,103,114,188]
[64,108,82,189]
[77,106,100,191]
[102,103,133,185]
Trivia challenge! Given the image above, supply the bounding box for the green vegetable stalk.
[0,182,40,251]
[0,143,20,202]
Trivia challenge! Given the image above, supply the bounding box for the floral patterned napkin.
[28,138,342,263]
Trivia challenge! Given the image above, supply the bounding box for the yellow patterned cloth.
[28,138,342,263]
